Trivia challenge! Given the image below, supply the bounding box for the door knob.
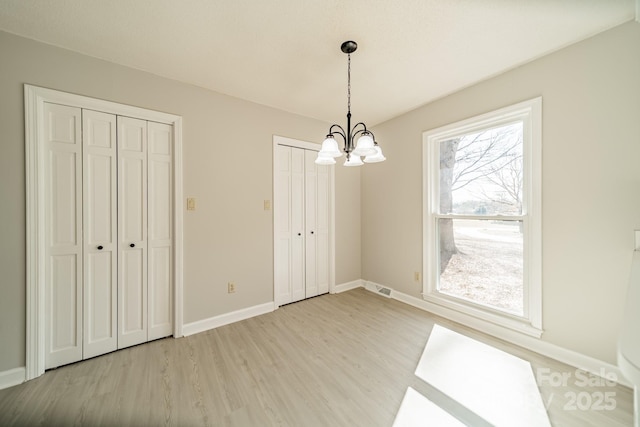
[130,243,135,248]
[297,233,301,236]
[97,245,103,250]
[310,231,314,234]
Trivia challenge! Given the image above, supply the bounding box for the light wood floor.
[0,288,634,426]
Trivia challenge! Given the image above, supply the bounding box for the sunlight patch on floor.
[393,387,466,427]
[412,324,551,427]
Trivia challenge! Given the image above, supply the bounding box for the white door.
[29,86,181,378]
[117,116,148,349]
[82,110,118,359]
[290,147,306,303]
[147,121,173,341]
[304,150,330,297]
[44,106,174,366]
[274,145,301,305]
[314,152,330,296]
[274,144,292,305]
[304,150,318,298]
[274,142,330,306]
[117,118,174,346]
[44,103,83,369]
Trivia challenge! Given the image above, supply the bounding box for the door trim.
[272,135,336,307]
[24,85,184,380]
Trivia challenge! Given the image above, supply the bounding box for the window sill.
[422,291,543,338]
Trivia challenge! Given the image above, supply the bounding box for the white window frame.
[422,97,542,337]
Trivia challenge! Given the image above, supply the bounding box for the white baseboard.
[358,280,631,388]
[182,279,365,337]
[182,302,275,337]
[333,279,364,294]
[0,367,25,391]
[182,280,367,337]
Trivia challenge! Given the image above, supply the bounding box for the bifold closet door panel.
[304,150,318,298]
[306,151,330,296]
[273,145,305,305]
[290,148,306,303]
[117,116,148,349]
[82,110,118,359]
[147,121,173,340]
[44,103,84,369]
[274,144,294,306]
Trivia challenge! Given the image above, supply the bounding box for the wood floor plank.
[0,289,634,426]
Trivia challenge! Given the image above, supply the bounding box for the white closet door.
[147,121,173,340]
[304,151,330,297]
[274,145,293,305]
[117,117,148,349]
[304,150,318,298]
[290,148,306,303]
[274,143,330,306]
[274,145,305,305]
[82,110,118,359]
[44,103,83,369]
[313,153,330,295]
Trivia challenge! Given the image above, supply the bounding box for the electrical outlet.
[187,197,196,211]
[228,282,236,293]
[264,200,271,211]
[414,272,420,282]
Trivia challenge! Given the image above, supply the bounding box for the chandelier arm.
[328,124,347,142]
[350,124,371,143]
[350,122,368,135]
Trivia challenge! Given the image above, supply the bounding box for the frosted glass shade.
[352,132,376,156]
[363,146,386,163]
[318,136,343,158]
[344,153,363,166]
[315,152,336,165]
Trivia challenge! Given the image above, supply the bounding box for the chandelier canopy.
[315,41,386,166]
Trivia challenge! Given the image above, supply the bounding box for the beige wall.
[3,20,637,374]
[0,31,361,372]
[364,21,640,365]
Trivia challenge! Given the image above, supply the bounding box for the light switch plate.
[187,198,196,211]
[264,200,271,211]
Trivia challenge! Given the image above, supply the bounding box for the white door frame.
[24,85,184,380]
[272,135,336,306]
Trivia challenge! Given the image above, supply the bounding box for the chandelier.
[315,41,386,166]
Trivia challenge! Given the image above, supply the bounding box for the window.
[423,98,542,336]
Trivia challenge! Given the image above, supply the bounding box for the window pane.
[439,123,523,216]
[438,218,523,315]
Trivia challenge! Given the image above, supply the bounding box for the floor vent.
[377,286,392,297]
[365,282,393,298]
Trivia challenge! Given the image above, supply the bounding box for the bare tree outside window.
[437,123,524,315]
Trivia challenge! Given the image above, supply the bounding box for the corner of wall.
[333,279,364,294]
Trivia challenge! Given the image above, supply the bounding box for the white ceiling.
[0,0,636,125]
